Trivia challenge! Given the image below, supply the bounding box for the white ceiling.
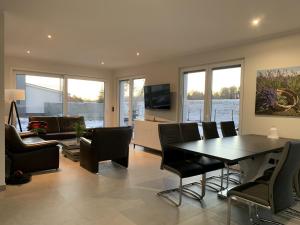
[1,0,300,69]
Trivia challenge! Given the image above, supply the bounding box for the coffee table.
[60,139,80,162]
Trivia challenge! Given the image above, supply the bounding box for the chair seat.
[193,156,225,171]
[164,161,206,178]
[228,182,270,207]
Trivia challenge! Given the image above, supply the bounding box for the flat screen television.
[144,84,171,109]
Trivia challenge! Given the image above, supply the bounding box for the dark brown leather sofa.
[5,124,60,173]
[80,127,133,173]
[29,116,86,140]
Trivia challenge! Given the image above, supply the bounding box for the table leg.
[218,163,230,198]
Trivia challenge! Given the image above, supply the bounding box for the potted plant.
[74,122,85,143]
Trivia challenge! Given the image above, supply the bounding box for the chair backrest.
[202,122,219,139]
[220,121,237,137]
[91,127,133,161]
[294,170,300,198]
[5,124,25,153]
[158,123,185,167]
[180,123,201,142]
[269,142,300,213]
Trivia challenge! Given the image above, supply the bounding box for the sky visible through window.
[25,75,104,101]
[187,67,241,94]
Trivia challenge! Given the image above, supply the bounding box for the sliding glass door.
[181,63,242,134]
[119,78,145,126]
[16,74,64,131]
[67,78,105,128]
[119,80,130,126]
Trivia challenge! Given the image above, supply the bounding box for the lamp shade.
[5,89,25,102]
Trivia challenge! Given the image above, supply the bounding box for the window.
[182,71,206,123]
[16,74,64,131]
[211,66,241,128]
[15,72,105,131]
[132,78,145,121]
[119,78,145,126]
[67,78,105,128]
[119,80,130,126]
[181,63,242,134]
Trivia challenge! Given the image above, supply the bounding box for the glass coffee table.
[60,139,80,162]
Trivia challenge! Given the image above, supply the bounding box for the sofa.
[80,127,133,173]
[29,116,86,140]
[5,124,60,174]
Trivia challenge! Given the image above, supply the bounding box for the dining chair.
[227,141,300,225]
[157,123,207,206]
[220,121,237,137]
[180,123,225,192]
[202,121,219,139]
[220,121,240,183]
[202,121,240,187]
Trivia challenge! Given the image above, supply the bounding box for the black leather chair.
[227,142,300,225]
[202,121,219,139]
[157,123,207,206]
[80,127,133,173]
[180,123,201,142]
[5,124,59,174]
[220,121,237,137]
[202,121,240,187]
[181,123,225,192]
[157,123,227,206]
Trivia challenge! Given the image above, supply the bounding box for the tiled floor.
[1,145,300,225]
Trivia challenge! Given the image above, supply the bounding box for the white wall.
[114,33,300,139]
[4,56,114,126]
[0,11,5,188]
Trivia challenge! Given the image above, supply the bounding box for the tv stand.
[133,119,172,151]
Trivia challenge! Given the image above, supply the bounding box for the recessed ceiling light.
[101,61,104,65]
[251,18,261,26]
[136,52,140,56]
[26,50,31,54]
[47,34,53,39]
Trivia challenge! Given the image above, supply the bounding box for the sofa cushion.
[59,116,85,132]
[29,116,60,133]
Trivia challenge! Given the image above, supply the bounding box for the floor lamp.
[5,89,25,132]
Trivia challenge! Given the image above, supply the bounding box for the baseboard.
[0,185,6,191]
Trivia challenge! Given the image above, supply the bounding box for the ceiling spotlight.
[47,34,52,39]
[136,52,140,56]
[101,61,104,65]
[251,18,261,26]
[26,50,31,54]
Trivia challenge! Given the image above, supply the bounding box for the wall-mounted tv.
[144,84,171,109]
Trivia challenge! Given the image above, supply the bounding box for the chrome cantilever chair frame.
[157,174,206,207]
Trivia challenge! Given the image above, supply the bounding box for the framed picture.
[255,66,300,117]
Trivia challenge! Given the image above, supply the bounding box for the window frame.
[14,70,107,128]
[179,59,245,134]
[116,76,145,126]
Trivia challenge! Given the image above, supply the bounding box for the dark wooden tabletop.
[169,134,295,164]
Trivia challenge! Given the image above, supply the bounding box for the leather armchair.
[80,127,133,173]
[5,124,60,174]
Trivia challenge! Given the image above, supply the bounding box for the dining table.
[169,134,295,198]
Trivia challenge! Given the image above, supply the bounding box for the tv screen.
[144,84,171,109]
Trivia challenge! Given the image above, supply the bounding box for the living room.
[1,1,300,225]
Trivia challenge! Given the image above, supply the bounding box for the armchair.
[80,127,133,173]
[5,124,60,174]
